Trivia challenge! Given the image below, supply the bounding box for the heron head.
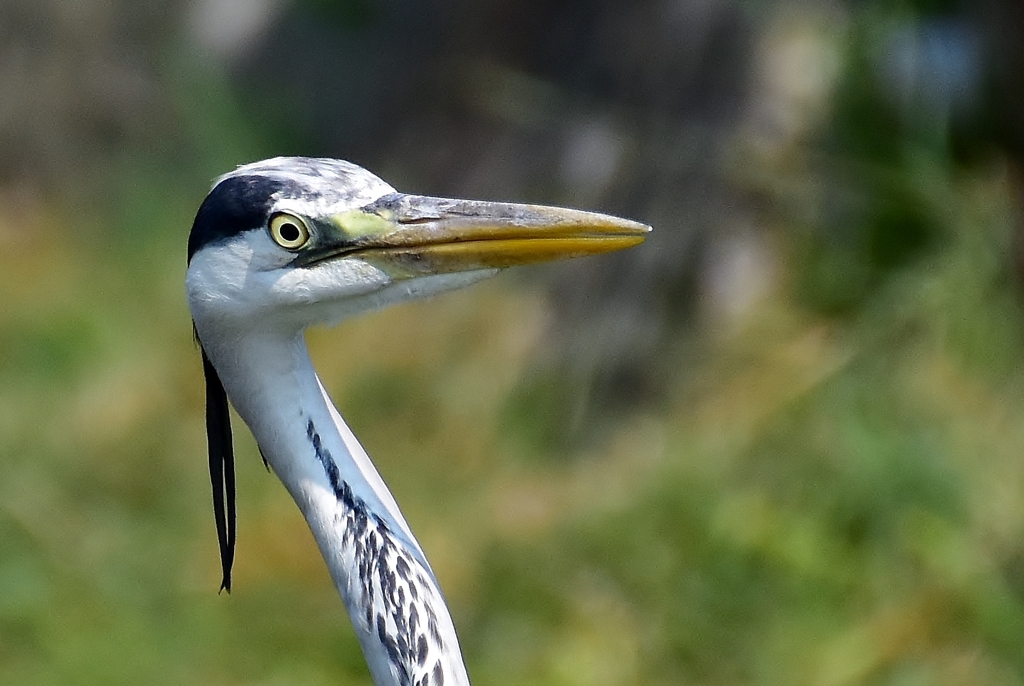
[186,156,649,342]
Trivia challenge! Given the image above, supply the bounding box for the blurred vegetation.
[3,0,1024,685]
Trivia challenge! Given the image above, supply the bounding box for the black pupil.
[279,222,300,242]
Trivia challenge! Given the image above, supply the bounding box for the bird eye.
[268,213,310,250]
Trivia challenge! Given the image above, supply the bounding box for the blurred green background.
[3,0,1024,684]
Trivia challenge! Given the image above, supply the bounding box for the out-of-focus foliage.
[2,0,1024,685]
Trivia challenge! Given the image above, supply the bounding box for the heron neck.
[208,330,471,686]
[216,333,411,542]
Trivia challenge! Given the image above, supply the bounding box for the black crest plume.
[201,345,236,592]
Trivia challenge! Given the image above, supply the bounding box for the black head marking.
[187,175,288,263]
[186,157,396,263]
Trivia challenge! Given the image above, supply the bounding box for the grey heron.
[186,157,649,686]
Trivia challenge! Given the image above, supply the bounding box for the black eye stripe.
[187,176,289,263]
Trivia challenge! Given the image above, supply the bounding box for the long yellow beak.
[308,193,650,274]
